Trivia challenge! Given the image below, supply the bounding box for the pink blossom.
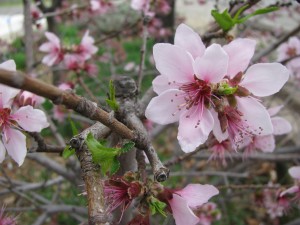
[280,166,300,200]
[74,31,98,61]
[208,138,232,166]
[277,37,300,74]
[155,0,171,15]
[0,60,49,166]
[131,0,147,11]
[17,91,45,107]
[0,206,17,225]
[90,0,113,14]
[39,32,64,66]
[196,202,221,225]
[212,38,289,148]
[64,54,98,77]
[168,184,219,225]
[146,24,229,152]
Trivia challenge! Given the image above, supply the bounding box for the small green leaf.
[106,80,119,111]
[68,118,79,136]
[237,6,279,24]
[148,196,167,217]
[121,141,135,154]
[62,145,76,159]
[85,133,120,175]
[110,159,121,175]
[211,9,234,31]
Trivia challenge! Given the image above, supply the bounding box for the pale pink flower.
[17,91,45,107]
[39,32,64,66]
[168,184,219,225]
[146,24,229,152]
[196,202,221,225]
[131,0,147,11]
[280,166,300,199]
[90,0,113,14]
[155,0,171,15]
[244,105,292,154]
[212,38,289,148]
[124,62,137,71]
[277,37,300,72]
[64,54,98,77]
[0,60,49,166]
[74,31,98,61]
[208,138,232,166]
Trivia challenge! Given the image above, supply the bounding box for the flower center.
[0,108,11,129]
[178,77,211,110]
[286,47,297,57]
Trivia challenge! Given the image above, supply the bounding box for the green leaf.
[148,196,167,217]
[121,141,135,154]
[68,118,79,136]
[237,6,279,24]
[62,145,76,159]
[211,9,235,32]
[85,133,120,175]
[110,159,121,175]
[106,80,119,111]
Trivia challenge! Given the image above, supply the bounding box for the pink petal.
[39,42,54,52]
[0,60,17,71]
[153,43,194,83]
[11,105,49,132]
[145,89,184,125]
[178,107,214,152]
[223,38,256,77]
[241,63,289,97]
[175,184,219,208]
[288,166,300,180]
[45,32,60,47]
[289,37,300,53]
[211,109,229,142]
[254,135,275,153]
[0,141,6,163]
[152,75,176,95]
[267,105,283,117]
[0,84,20,108]
[193,44,228,83]
[42,53,60,66]
[280,186,299,197]
[236,97,273,136]
[271,117,292,135]
[2,127,27,166]
[174,23,205,59]
[169,194,199,225]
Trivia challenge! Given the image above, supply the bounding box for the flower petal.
[271,117,292,135]
[0,141,6,163]
[169,194,199,225]
[288,166,300,180]
[45,32,60,47]
[241,63,289,97]
[0,84,20,108]
[42,53,60,67]
[267,105,283,117]
[2,127,27,166]
[0,59,17,71]
[174,23,205,59]
[236,97,273,136]
[145,89,184,125]
[175,184,219,208]
[11,105,49,132]
[254,135,275,153]
[178,107,214,152]
[153,43,194,83]
[211,109,229,142]
[193,44,228,83]
[152,75,174,95]
[280,185,299,197]
[223,38,256,77]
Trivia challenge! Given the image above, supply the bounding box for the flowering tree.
[0,0,300,224]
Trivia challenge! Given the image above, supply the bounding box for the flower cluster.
[0,60,49,166]
[0,206,17,225]
[39,30,98,76]
[104,172,219,225]
[146,24,289,153]
[280,166,300,201]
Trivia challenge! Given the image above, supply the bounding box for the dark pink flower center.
[286,47,297,57]
[178,78,211,110]
[0,108,11,129]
